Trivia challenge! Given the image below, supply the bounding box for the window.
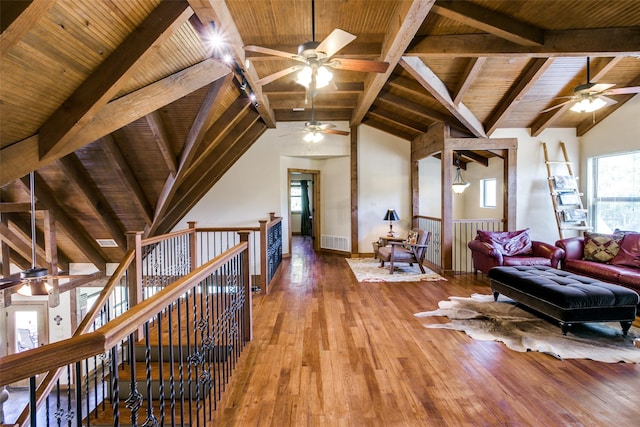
[588,151,640,233]
[290,182,302,212]
[480,178,497,208]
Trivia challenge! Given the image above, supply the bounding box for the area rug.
[346,258,446,282]
[414,294,640,363]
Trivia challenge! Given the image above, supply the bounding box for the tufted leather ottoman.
[488,265,639,335]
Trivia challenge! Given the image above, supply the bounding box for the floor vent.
[321,235,350,252]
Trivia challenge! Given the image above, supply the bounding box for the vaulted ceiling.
[1,0,639,274]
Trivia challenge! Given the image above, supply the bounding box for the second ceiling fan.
[244,0,389,94]
[542,57,640,113]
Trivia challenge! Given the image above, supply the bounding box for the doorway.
[3,301,49,386]
[288,169,320,253]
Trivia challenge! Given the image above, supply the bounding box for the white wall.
[181,121,351,254]
[489,128,580,242]
[580,94,640,159]
[180,97,638,256]
[357,126,412,250]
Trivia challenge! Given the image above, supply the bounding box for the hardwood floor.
[209,236,640,426]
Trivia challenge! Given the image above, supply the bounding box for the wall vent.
[96,239,118,248]
[320,235,350,252]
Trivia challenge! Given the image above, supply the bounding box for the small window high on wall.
[291,181,302,213]
[588,150,640,232]
[480,178,497,208]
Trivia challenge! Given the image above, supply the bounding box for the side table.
[373,236,405,259]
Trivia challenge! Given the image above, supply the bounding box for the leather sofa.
[555,233,640,296]
[468,229,565,275]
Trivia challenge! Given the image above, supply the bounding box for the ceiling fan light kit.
[570,96,607,113]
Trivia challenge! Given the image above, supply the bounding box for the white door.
[4,301,49,386]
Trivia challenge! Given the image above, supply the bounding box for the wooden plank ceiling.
[1,0,639,274]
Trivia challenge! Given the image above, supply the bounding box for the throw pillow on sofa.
[583,232,623,263]
[610,232,640,268]
[476,229,533,256]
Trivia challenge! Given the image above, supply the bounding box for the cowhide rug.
[415,294,640,363]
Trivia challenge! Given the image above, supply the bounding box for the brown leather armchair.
[468,229,564,275]
[378,228,431,274]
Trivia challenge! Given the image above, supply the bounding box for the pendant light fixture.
[451,153,470,194]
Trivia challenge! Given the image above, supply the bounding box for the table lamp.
[383,209,399,237]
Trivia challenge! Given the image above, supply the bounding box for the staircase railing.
[0,214,288,426]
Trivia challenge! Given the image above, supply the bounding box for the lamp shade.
[452,167,470,194]
[383,209,399,221]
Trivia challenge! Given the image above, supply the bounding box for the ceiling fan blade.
[329,58,389,73]
[540,100,574,113]
[317,123,335,130]
[322,129,350,136]
[256,65,305,86]
[244,45,304,62]
[597,95,618,106]
[316,29,356,58]
[603,86,640,95]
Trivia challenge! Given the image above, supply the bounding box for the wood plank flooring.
[208,236,640,426]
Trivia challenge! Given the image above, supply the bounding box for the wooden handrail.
[13,249,136,426]
[0,242,247,386]
[140,227,194,246]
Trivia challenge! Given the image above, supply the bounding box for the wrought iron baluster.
[141,321,157,427]
[75,362,82,427]
[157,310,165,425]
[167,302,177,425]
[177,296,185,426]
[110,345,120,427]
[125,334,142,426]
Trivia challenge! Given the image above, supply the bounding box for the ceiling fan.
[285,99,350,143]
[541,57,640,113]
[0,171,75,298]
[244,0,389,94]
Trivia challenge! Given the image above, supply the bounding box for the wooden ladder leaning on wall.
[542,141,592,239]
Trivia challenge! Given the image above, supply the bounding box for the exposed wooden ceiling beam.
[376,91,455,125]
[0,203,46,213]
[400,56,486,137]
[263,82,364,95]
[100,135,154,227]
[368,106,427,134]
[156,116,266,235]
[147,97,252,236]
[0,59,231,186]
[38,1,194,161]
[56,154,127,251]
[458,150,489,167]
[189,0,276,128]
[351,0,436,125]
[0,221,48,270]
[485,57,555,135]
[362,119,414,141]
[145,111,178,177]
[432,1,544,47]
[19,174,107,272]
[453,57,486,105]
[149,74,233,237]
[408,29,640,57]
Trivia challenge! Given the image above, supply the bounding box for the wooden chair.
[378,229,431,274]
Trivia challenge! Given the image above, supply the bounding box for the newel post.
[238,231,252,341]
[126,231,144,338]
[188,221,197,271]
[259,219,267,293]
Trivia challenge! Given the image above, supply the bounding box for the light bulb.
[296,66,312,88]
